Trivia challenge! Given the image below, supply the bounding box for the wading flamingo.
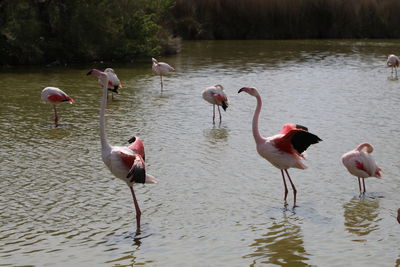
[152,58,175,91]
[104,68,122,100]
[87,69,157,231]
[387,54,399,78]
[41,87,74,127]
[202,84,229,124]
[341,143,382,194]
[238,87,322,206]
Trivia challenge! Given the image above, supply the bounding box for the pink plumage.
[152,57,175,91]
[342,142,382,194]
[238,87,321,206]
[41,87,74,127]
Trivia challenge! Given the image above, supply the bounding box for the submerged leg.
[129,186,142,230]
[212,105,215,124]
[160,75,163,91]
[217,105,222,124]
[285,170,297,206]
[281,170,288,204]
[53,104,59,127]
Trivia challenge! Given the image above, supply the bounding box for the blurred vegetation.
[2,0,400,65]
[171,0,400,39]
[0,0,177,65]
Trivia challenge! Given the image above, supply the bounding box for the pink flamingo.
[41,87,74,127]
[152,58,175,91]
[104,68,122,100]
[87,69,157,231]
[387,54,399,78]
[238,87,322,206]
[341,143,382,194]
[202,84,229,124]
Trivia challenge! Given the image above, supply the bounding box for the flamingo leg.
[53,104,59,127]
[160,75,163,91]
[217,105,222,124]
[281,170,288,204]
[212,104,216,124]
[396,67,398,78]
[129,186,141,230]
[362,178,366,194]
[357,177,362,193]
[285,170,297,206]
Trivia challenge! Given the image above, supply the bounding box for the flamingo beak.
[86,70,93,75]
[238,87,248,93]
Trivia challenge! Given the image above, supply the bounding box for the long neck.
[100,83,111,150]
[252,94,265,143]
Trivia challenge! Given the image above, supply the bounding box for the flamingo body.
[152,58,175,91]
[202,84,229,124]
[387,54,399,78]
[238,87,321,206]
[342,143,382,193]
[87,68,157,231]
[41,87,74,126]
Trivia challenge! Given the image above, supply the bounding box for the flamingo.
[202,84,229,124]
[87,69,158,231]
[397,208,400,224]
[341,143,382,194]
[104,68,122,100]
[41,87,74,127]
[152,57,175,91]
[238,87,322,206]
[387,54,399,78]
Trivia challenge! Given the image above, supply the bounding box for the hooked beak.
[238,87,248,94]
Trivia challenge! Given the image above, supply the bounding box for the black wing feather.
[291,131,322,154]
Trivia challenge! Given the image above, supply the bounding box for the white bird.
[342,142,382,194]
[152,57,175,91]
[202,84,229,124]
[41,87,74,127]
[238,87,322,206]
[387,54,399,78]
[87,69,157,232]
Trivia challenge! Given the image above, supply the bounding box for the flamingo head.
[87,69,108,86]
[152,58,158,64]
[238,87,260,97]
[126,155,146,184]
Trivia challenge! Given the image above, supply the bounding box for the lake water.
[1,40,400,266]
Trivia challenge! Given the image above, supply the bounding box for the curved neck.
[100,83,111,150]
[252,95,265,143]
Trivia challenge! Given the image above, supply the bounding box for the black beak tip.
[86,70,92,76]
[128,136,136,144]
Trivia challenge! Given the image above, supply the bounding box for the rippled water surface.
[1,40,400,266]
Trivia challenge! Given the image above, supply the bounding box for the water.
[1,40,400,266]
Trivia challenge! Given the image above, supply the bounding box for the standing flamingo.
[104,68,122,100]
[87,69,157,231]
[202,84,229,124]
[238,87,322,206]
[341,143,382,194]
[387,54,399,78]
[41,87,74,127]
[152,57,175,91]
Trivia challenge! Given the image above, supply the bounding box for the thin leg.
[129,186,141,230]
[212,105,215,124]
[362,178,366,194]
[285,170,297,206]
[160,75,163,91]
[357,177,362,193]
[281,170,288,204]
[217,105,222,124]
[112,92,114,100]
[396,67,398,78]
[53,104,59,127]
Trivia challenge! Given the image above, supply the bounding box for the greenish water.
[1,40,400,266]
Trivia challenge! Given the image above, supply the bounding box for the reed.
[171,0,400,39]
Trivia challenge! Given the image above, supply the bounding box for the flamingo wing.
[275,129,322,155]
